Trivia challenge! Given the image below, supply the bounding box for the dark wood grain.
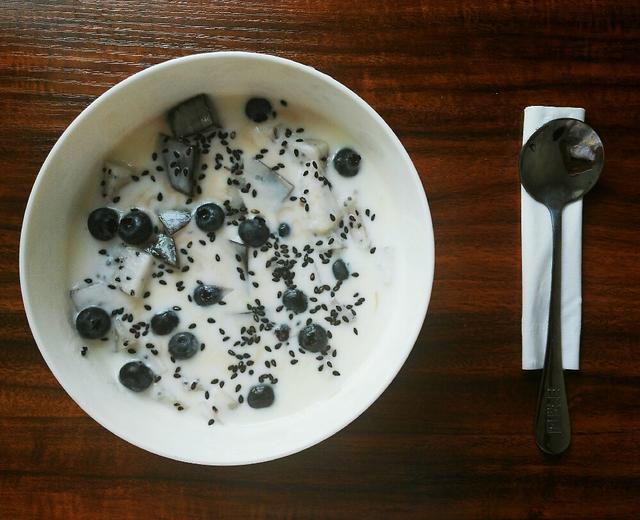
[1,1,639,518]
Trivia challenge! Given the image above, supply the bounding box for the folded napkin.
[521,106,585,370]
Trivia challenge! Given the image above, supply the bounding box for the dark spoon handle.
[534,207,571,454]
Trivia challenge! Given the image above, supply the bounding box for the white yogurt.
[67,95,399,426]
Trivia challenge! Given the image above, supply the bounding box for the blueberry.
[75,306,111,339]
[247,384,275,409]
[195,203,225,232]
[168,331,199,360]
[193,284,223,306]
[298,323,328,353]
[333,147,361,177]
[332,259,349,281]
[118,209,152,245]
[238,217,270,247]
[150,310,179,335]
[282,288,307,313]
[118,361,154,392]
[274,324,290,342]
[278,223,290,238]
[87,207,119,241]
[245,97,272,123]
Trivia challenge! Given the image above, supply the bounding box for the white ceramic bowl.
[20,52,434,465]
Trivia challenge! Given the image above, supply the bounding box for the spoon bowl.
[520,118,604,209]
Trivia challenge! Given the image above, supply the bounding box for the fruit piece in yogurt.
[195,203,225,232]
[193,284,223,307]
[70,281,120,311]
[118,209,153,245]
[247,384,275,409]
[102,160,134,198]
[245,97,273,123]
[228,239,249,274]
[168,331,199,360]
[341,194,370,249]
[239,159,294,215]
[119,361,154,392]
[278,222,290,237]
[298,322,329,353]
[261,129,335,225]
[87,207,119,241]
[296,138,329,163]
[167,94,220,138]
[115,247,153,298]
[158,209,191,235]
[274,324,290,342]
[113,314,140,351]
[332,258,349,281]
[151,310,179,336]
[75,306,111,339]
[282,287,308,314]
[333,147,361,177]
[296,155,340,235]
[145,233,179,267]
[159,134,199,196]
[238,217,270,247]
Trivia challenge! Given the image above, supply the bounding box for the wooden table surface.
[1,1,638,518]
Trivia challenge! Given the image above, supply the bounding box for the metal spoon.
[519,118,604,455]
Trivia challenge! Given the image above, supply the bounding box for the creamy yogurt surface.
[67,94,398,426]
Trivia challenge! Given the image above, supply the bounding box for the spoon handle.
[534,207,571,454]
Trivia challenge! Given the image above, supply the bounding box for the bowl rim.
[19,51,435,465]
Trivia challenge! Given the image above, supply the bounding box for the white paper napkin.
[521,106,585,370]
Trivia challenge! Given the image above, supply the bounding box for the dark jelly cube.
[167,94,220,137]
